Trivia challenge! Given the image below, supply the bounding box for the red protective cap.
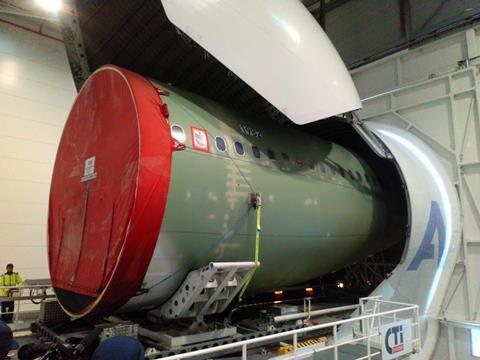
[48,65,172,318]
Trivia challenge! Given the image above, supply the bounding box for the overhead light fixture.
[35,0,62,13]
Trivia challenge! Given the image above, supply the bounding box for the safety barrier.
[0,283,54,323]
[148,295,421,360]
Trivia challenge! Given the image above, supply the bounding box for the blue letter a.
[407,201,446,271]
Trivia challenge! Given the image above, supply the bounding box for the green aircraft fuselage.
[143,81,391,302]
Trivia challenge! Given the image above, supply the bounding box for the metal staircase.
[151,262,257,322]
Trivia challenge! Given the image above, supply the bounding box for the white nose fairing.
[338,121,462,357]
[160,0,361,125]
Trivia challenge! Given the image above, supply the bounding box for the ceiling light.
[35,0,62,13]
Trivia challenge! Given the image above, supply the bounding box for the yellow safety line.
[239,205,262,301]
[278,337,324,353]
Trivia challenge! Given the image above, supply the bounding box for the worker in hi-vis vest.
[0,264,23,323]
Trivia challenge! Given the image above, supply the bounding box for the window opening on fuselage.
[267,149,276,160]
[252,145,261,159]
[328,163,337,175]
[235,141,245,156]
[215,136,226,152]
[171,124,186,143]
[319,162,326,173]
[347,170,355,181]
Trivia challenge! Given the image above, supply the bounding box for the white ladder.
[154,262,257,321]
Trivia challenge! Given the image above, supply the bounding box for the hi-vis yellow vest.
[0,272,23,297]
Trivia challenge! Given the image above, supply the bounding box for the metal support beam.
[58,0,90,91]
[274,304,359,323]
[400,0,412,42]
[0,4,57,22]
[348,113,393,159]
[417,0,449,33]
[307,0,353,14]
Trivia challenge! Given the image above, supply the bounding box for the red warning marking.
[190,126,210,153]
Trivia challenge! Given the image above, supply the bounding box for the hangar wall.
[0,19,76,279]
[351,24,480,359]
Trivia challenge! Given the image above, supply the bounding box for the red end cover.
[48,65,172,318]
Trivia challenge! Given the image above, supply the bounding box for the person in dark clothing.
[0,320,18,359]
[91,336,144,360]
[0,264,23,323]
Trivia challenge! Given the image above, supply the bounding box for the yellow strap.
[239,205,261,301]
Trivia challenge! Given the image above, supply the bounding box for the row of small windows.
[217,137,379,186]
[172,125,380,187]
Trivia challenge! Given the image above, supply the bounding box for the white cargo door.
[160,0,361,124]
